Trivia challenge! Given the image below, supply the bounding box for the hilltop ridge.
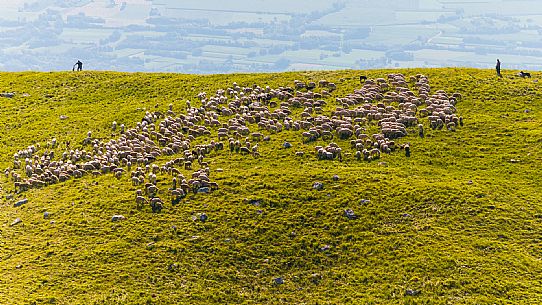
[0,68,541,304]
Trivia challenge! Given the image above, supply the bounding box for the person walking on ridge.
[73,60,83,71]
[496,59,502,77]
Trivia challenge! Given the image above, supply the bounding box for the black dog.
[360,75,367,83]
[519,71,531,78]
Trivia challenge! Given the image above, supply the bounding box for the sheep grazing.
[8,72,464,215]
[135,195,148,209]
[150,197,163,213]
[369,148,380,160]
[146,184,159,196]
[252,144,260,157]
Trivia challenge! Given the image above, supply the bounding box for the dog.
[360,75,367,83]
[519,71,531,78]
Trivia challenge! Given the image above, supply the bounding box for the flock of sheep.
[5,73,463,212]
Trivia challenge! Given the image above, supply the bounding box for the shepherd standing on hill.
[496,59,502,77]
[73,60,83,72]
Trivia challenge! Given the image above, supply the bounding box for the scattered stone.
[312,182,324,190]
[311,273,322,284]
[11,218,22,226]
[405,289,420,296]
[15,264,22,269]
[245,198,261,206]
[320,244,331,251]
[344,209,357,220]
[168,263,178,271]
[274,277,284,285]
[378,161,388,167]
[21,93,30,97]
[50,220,56,225]
[402,213,412,218]
[6,194,13,200]
[0,92,15,98]
[197,187,210,193]
[263,136,271,141]
[332,174,339,181]
[216,168,224,172]
[467,180,473,185]
[524,109,531,113]
[199,213,208,222]
[283,142,292,149]
[360,199,370,204]
[59,115,68,120]
[13,198,28,207]
[510,159,520,163]
[43,211,50,219]
[111,215,126,222]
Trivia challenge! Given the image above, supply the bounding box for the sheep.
[240,147,250,155]
[150,197,163,213]
[318,80,329,87]
[209,182,219,190]
[8,73,464,199]
[362,149,370,161]
[251,132,262,141]
[146,184,159,196]
[337,128,353,139]
[73,169,85,178]
[252,144,260,157]
[369,148,380,159]
[135,195,148,209]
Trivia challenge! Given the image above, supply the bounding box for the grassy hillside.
[0,68,541,304]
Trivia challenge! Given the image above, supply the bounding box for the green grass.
[0,68,541,304]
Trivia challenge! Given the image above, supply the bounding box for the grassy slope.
[0,68,541,304]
